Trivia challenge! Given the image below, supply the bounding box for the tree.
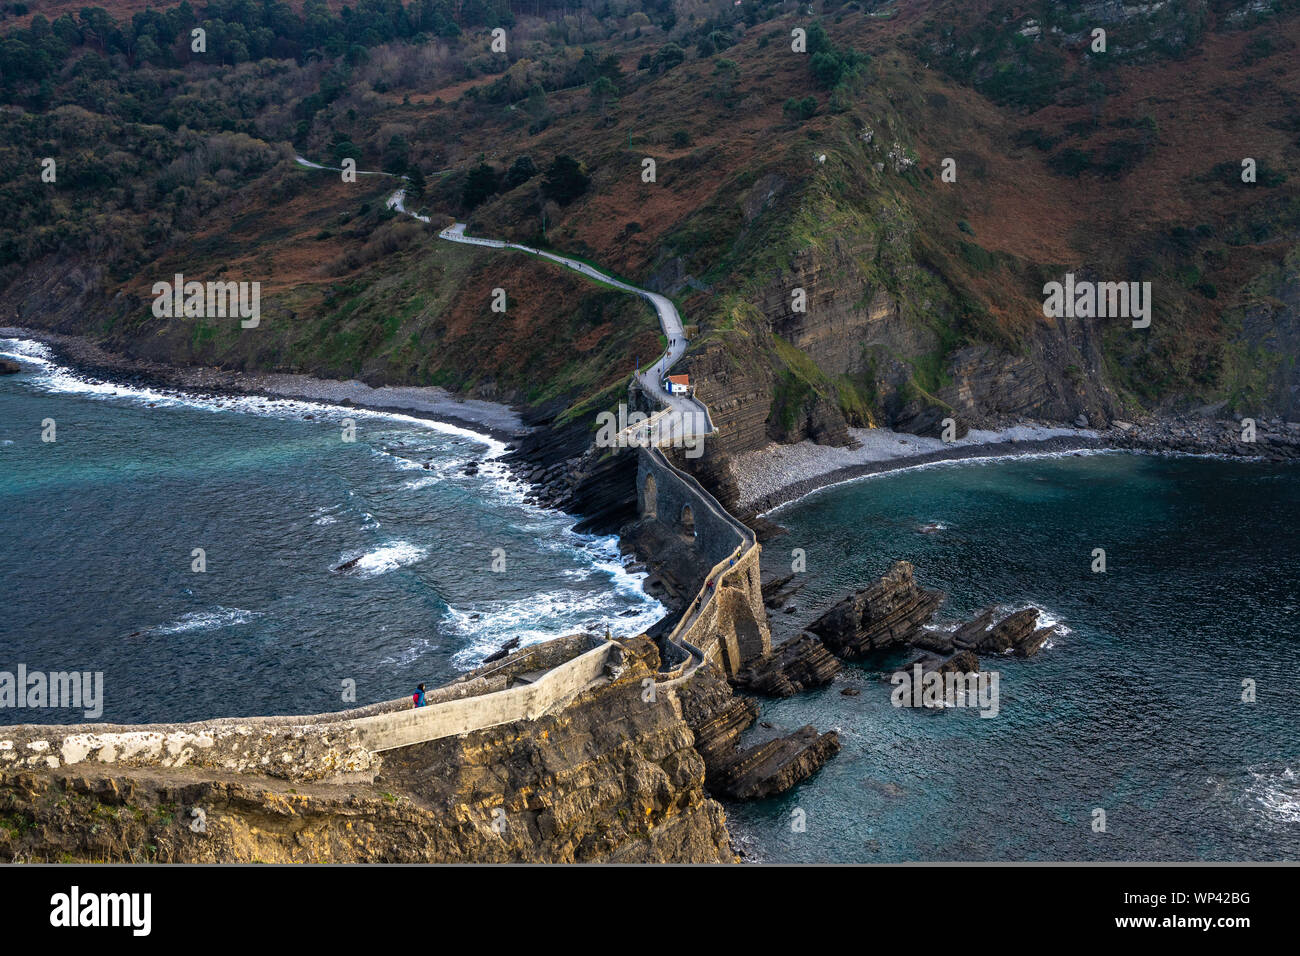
[783,96,817,123]
[503,155,537,190]
[542,155,590,206]
[589,75,617,123]
[406,167,426,203]
[461,162,498,209]
[382,133,410,175]
[712,58,739,102]
[650,42,685,75]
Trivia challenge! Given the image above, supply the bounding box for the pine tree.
[406,167,426,203]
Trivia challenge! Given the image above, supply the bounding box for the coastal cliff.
[0,638,733,863]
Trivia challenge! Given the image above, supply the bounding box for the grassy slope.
[5,1,1300,430]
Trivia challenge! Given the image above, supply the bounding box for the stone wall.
[637,446,771,675]
[668,543,769,676]
[0,642,621,781]
[637,446,748,569]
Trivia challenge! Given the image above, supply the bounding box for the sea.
[726,450,1300,861]
[0,337,663,724]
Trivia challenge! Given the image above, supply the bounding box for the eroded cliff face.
[0,638,733,863]
[684,220,1120,459]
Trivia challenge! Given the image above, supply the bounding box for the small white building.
[664,374,690,396]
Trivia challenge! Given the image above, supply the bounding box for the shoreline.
[0,326,531,446]
[747,433,1112,517]
[1,328,671,717]
[737,418,1300,519]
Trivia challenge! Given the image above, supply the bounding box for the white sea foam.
[337,541,427,577]
[0,336,505,453]
[444,537,664,667]
[1243,766,1300,823]
[147,607,261,636]
[4,335,667,671]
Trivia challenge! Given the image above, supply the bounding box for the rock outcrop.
[951,606,1054,658]
[806,561,944,657]
[762,570,807,615]
[711,726,842,801]
[0,637,734,863]
[731,633,842,697]
[0,358,20,374]
[675,667,839,801]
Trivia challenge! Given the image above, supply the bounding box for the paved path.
[433,222,712,441]
[294,154,707,439]
[295,153,751,684]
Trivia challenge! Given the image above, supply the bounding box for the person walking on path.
[413,683,427,707]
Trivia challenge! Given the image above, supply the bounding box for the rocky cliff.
[0,638,732,863]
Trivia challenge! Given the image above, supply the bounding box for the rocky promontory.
[675,666,840,802]
[0,637,738,863]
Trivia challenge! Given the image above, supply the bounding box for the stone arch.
[681,503,695,537]
[642,473,657,518]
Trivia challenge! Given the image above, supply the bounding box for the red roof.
[667,374,690,385]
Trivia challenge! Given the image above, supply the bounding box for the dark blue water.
[0,338,662,724]
[727,452,1300,861]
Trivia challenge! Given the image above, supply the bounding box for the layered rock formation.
[805,561,944,657]
[731,633,842,698]
[949,606,1055,658]
[0,638,733,863]
[711,727,843,801]
[675,667,839,802]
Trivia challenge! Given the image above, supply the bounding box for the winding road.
[295,154,752,681]
[293,154,711,441]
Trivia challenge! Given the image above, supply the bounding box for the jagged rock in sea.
[950,606,1054,658]
[910,626,956,654]
[731,632,842,697]
[937,649,980,675]
[712,726,842,801]
[0,358,21,374]
[806,561,944,658]
[675,667,839,801]
[761,570,807,611]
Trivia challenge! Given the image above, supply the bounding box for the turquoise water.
[727,452,1300,861]
[0,338,662,724]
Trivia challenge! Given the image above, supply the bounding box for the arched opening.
[642,473,657,518]
[681,504,695,538]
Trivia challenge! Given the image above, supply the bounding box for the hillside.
[2,0,1298,465]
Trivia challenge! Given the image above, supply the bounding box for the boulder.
[714,726,841,801]
[806,561,944,658]
[0,358,21,375]
[676,667,840,801]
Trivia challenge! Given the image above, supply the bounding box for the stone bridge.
[638,446,770,678]
[0,200,772,782]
